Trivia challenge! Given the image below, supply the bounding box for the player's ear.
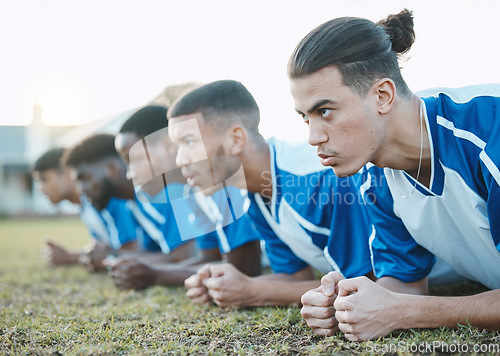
[372,78,396,115]
[225,125,247,156]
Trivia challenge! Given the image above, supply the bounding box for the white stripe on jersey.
[80,201,109,243]
[480,150,500,186]
[128,201,170,254]
[323,246,345,278]
[100,210,120,249]
[437,116,486,149]
[194,192,231,253]
[254,194,332,274]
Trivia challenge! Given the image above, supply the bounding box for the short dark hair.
[64,134,118,168]
[119,105,169,139]
[168,80,261,137]
[288,9,415,97]
[33,147,65,172]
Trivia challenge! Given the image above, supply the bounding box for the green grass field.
[0,218,499,355]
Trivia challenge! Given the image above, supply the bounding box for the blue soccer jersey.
[85,197,139,250]
[133,183,259,255]
[361,84,500,289]
[248,138,372,277]
[187,185,261,254]
[131,184,199,254]
[79,194,109,242]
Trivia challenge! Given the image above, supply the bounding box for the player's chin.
[331,165,359,178]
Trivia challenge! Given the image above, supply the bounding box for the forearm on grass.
[151,264,200,286]
[65,252,82,264]
[246,266,319,306]
[396,289,500,331]
[247,278,321,306]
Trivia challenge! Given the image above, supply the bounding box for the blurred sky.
[1,0,500,141]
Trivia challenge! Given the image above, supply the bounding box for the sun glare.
[34,80,90,126]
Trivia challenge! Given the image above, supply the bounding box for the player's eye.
[319,108,331,118]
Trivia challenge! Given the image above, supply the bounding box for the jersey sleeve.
[194,231,220,250]
[138,227,162,252]
[247,198,307,274]
[361,165,436,282]
[481,131,500,249]
[78,197,108,243]
[325,177,373,278]
[216,214,261,254]
[102,198,139,249]
[260,233,308,274]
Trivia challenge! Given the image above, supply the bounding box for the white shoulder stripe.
[282,200,331,236]
[129,201,170,254]
[436,116,500,186]
[216,224,230,253]
[368,225,376,273]
[323,246,345,278]
[436,116,486,149]
[480,150,500,186]
[101,210,119,249]
[359,171,372,203]
[140,200,166,225]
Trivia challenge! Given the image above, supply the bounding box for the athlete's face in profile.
[169,113,237,191]
[33,169,73,204]
[115,132,141,181]
[116,129,179,196]
[73,161,115,211]
[290,66,385,177]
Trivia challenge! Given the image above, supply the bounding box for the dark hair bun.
[377,9,415,54]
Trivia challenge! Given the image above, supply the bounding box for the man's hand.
[79,244,111,273]
[184,264,212,304]
[202,263,255,307]
[104,256,156,290]
[42,241,78,266]
[301,271,344,336]
[334,276,400,341]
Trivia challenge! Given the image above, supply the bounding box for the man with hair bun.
[289,9,500,340]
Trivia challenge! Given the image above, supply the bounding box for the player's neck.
[240,138,272,198]
[68,187,80,204]
[379,95,433,187]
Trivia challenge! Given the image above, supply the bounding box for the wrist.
[246,277,263,307]
[392,292,435,330]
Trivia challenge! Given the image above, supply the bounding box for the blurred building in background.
[0,82,196,216]
[0,104,136,216]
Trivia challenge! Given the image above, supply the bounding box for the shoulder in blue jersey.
[168,183,261,254]
[248,138,372,278]
[98,197,139,250]
[79,194,109,242]
[362,84,500,289]
[134,182,259,255]
[133,183,196,254]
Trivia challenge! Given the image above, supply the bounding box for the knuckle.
[320,306,335,319]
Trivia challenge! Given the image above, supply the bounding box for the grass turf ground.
[0,217,499,355]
